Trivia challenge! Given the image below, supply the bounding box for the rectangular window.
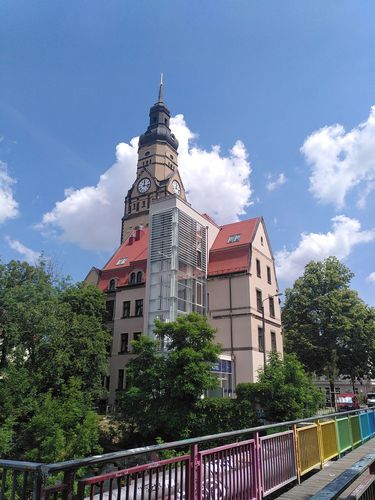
[196,282,203,305]
[133,332,142,342]
[271,332,277,352]
[106,300,115,321]
[135,299,143,317]
[256,259,261,278]
[256,289,263,312]
[120,333,129,353]
[267,266,271,284]
[197,250,202,269]
[269,296,275,318]
[122,301,131,318]
[227,234,240,244]
[117,369,124,390]
[258,326,264,353]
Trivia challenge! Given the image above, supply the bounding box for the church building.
[86,80,282,407]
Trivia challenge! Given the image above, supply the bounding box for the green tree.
[118,313,221,443]
[25,378,101,463]
[237,353,323,422]
[282,257,375,396]
[0,260,110,460]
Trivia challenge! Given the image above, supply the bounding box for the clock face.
[138,178,151,194]
[172,180,181,195]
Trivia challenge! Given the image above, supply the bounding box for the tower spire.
[158,73,164,102]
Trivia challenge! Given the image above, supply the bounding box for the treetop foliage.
[237,353,323,421]
[0,259,110,461]
[118,313,222,443]
[283,256,375,389]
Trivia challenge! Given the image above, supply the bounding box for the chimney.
[135,225,143,241]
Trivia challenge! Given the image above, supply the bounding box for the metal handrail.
[41,408,362,473]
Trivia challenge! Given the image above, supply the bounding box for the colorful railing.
[1,408,375,499]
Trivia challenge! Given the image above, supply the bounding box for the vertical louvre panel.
[150,210,173,262]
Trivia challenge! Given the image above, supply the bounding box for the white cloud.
[302,106,375,208]
[171,114,252,223]
[266,173,287,191]
[39,115,252,251]
[275,215,375,283]
[367,272,375,283]
[5,236,41,264]
[0,161,19,224]
[39,139,139,251]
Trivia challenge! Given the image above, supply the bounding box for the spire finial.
[158,73,164,102]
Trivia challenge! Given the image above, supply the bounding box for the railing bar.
[108,477,113,500]
[161,464,166,499]
[179,459,183,498]
[21,470,29,499]
[147,467,153,500]
[133,473,138,500]
[99,480,104,500]
[1,468,7,500]
[125,474,130,500]
[10,470,17,500]
[167,462,172,500]
[240,445,245,500]
[140,469,145,500]
[246,445,251,491]
[207,455,211,500]
[155,467,160,498]
[214,452,217,500]
[174,458,178,498]
[220,449,224,499]
[185,459,189,499]
[90,483,94,500]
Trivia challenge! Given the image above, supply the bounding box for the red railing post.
[255,432,263,500]
[190,444,201,500]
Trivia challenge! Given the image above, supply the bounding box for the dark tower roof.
[138,75,179,151]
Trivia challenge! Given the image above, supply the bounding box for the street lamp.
[261,292,283,368]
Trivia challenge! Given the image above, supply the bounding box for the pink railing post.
[255,432,263,500]
[190,443,201,500]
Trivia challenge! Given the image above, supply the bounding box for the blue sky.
[1,0,375,305]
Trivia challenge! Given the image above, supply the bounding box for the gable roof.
[210,218,260,251]
[98,228,148,291]
[103,228,148,271]
[208,217,261,277]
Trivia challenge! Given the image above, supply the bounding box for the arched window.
[129,273,136,285]
[108,279,116,291]
[136,271,142,283]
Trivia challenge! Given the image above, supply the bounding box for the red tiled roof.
[208,246,250,276]
[98,228,148,291]
[210,218,260,251]
[208,218,260,276]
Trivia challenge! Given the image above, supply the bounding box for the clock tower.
[121,76,186,243]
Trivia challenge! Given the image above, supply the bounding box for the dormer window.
[116,258,127,266]
[129,273,136,285]
[108,279,116,291]
[136,271,143,283]
[227,234,240,244]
